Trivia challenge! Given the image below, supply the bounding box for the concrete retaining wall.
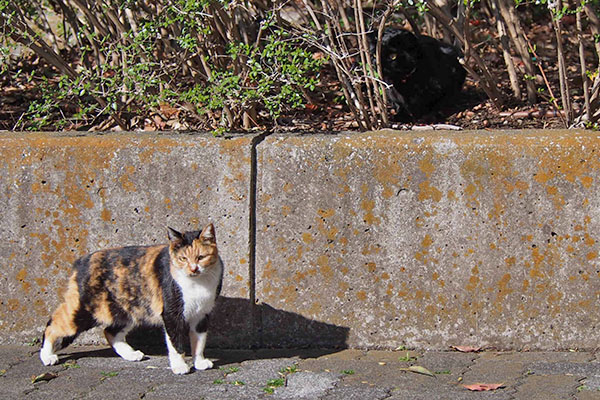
[1,130,599,350]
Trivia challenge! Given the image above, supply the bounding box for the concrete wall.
[1,130,599,350]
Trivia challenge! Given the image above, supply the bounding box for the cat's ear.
[167,227,183,243]
[199,223,216,244]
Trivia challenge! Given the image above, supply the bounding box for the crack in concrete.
[73,367,125,400]
[572,377,588,398]
[457,353,480,379]
[378,387,394,400]
[138,384,158,399]
[248,131,271,349]
[510,363,532,398]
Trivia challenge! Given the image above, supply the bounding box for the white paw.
[170,359,190,375]
[194,358,213,371]
[40,352,58,366]
[122,350,145,362]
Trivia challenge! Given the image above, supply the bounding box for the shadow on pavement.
[62,296,349,364]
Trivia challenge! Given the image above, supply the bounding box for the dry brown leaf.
[31,372,58,383]
[451,345,481,353]
[462,383,504,391]
[159,103,180,119]
[399,365,435,377]
[305,104,319,112]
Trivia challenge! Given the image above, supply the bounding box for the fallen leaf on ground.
[399,365,435,377]
[31,372,58,383]
[159,103,180,119]
[451,345,481,353]
[462,383,505,391]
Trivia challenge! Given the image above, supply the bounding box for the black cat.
[370,28,466,121]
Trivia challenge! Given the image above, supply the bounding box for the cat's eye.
[389,53,397,60]
[178,255,187,262]
[196,255,208,262]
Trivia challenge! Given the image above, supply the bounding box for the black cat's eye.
[389,53,397,60]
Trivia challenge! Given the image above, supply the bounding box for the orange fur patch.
[140,246,165,318]
[44,273,79,348]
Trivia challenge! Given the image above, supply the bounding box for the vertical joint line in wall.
[249,131,270,348]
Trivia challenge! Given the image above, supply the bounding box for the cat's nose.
[190,265,199,273]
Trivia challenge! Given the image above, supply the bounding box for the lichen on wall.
[255,130,600,350]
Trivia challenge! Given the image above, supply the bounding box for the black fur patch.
[105,323,127,337]
[168,228,201,251]
[370,28,466,121]
[58,334,77,350]
[154,247,189,354]
[195,315,210,333]
[73,306,96,333]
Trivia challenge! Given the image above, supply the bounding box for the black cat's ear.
[167,227,183,243]
[199,223,216,244]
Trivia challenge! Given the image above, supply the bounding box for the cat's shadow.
[62,297,349,365]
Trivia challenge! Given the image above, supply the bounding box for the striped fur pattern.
[39,224,223,374]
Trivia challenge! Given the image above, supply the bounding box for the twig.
[583,3,600,105]
[490,0,521,100]
[549,1,572,126]
[354,0,378,124]
[524,35,567,127]
[576,3,590,122]
[496,0,537,104]
[376,3,398,123]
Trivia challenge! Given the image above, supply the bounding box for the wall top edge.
[0,130,259,140]
[1,129,597,142]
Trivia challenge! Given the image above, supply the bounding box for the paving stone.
[528,361,600,378]
[273,371,341,399]
[516,374,582,400]
[320,385,392,400]
[461,357,526,386]
[479,351,593,363]
[580,375,600,391]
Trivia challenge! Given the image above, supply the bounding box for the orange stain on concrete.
[119,165,137,192]
[365,262,376,273]
[101,208,112,222]
[418,157,436,178]
[421,234,433,248]
[418,180,442,202]
[302,233,314,244]
[317,255,333,279]
[318,208,335,219]
[361,199,380,225]
[580,176,593,188]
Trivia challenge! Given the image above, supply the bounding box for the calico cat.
[39,223,223,374]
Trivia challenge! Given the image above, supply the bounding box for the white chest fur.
[173,259,223,321]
